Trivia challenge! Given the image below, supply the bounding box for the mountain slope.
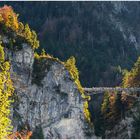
[1,4,140,139]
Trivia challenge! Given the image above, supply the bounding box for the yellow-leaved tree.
[64,56,91,122]
[0,44,14,139]
[123,57,140,87]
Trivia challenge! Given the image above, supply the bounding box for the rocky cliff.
[4,41,93,139]
[0,6,95,138]
[1,4,140,139]
[3,34,140,139]
[3,40,97,139]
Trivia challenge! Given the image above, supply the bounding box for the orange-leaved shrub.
[0,5,19,30]
[0,5,39,49]
[8,130,32,139]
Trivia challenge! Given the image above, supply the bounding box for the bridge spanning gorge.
[84,87,140,95]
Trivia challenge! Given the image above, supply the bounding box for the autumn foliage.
[8,130,32,139]
[0,44,14,139]
[0,5,19,30]
[0,5,39,49]
[123,57,140,87]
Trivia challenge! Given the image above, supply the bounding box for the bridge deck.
[84,87,140,94]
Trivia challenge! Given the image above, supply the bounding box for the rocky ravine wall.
[4,43,95,139]
[4,38,140,139]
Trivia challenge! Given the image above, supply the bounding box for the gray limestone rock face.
[6,42,140,139]
[6,44,93,139]
[5,43,34,86]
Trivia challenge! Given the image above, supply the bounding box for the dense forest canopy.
[0,1,140,87]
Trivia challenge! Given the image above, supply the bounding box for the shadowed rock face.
[6,44,94,139]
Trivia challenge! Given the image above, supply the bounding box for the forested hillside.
[1,1,140,87]
[1,4,140,139]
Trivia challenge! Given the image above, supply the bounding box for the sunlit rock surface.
[6,44,94,139]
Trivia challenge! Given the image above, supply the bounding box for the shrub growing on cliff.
[0,5,39,49]
[8,130,32,139]
[0,45,4,62]
[64,56,84,94]
[0,44,14,139]
[64,56,91,122]
[0,5,18,31]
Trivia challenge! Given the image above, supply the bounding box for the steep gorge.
[1,4,140,139]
